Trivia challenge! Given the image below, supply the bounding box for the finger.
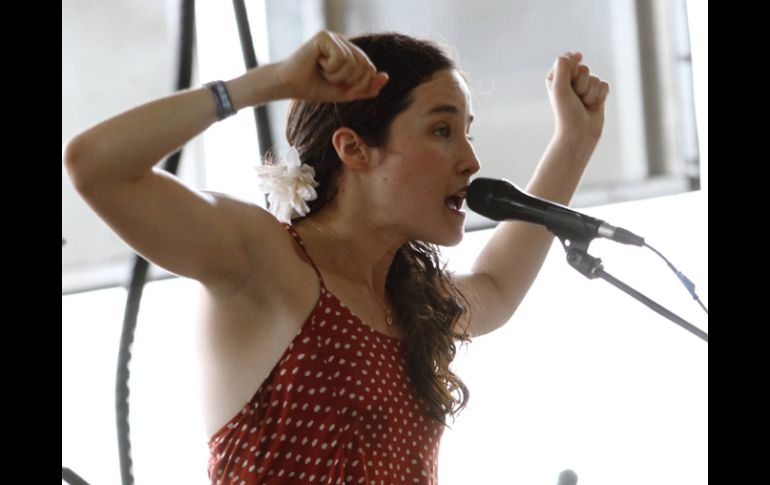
[346,37,374,67]
[316,32,345,72]
[581,77,601,106]
[345,64,376,90]
[325,39,360,81]
[341,38,386,97]
[562,52,582,80]
[367,72,390,96]
[328,34,377,86]
[590,81,610,110]
[597,81,610,102]
[549,56,575,95]
[322,53,360,85]
[348,60,370,85]
[572,65,591,95]
[344,66,374,99]
[567,51,584,63]
[348,68,391,99]
[345,41,378,84]
[323,35,364,86]
[325,57,359,84]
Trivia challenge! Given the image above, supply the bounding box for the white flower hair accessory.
[255,146,319,224]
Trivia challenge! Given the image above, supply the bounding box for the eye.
[466,134,475,142]
[433,126,450,138]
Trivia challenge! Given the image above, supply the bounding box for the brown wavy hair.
[285,32,471,427]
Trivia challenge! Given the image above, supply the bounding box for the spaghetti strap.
[282,223,325,287]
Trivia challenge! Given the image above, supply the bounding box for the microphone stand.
[558,235,708,342]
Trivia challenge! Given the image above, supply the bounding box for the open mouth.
[444,195,465,212]
[444,185,468,214]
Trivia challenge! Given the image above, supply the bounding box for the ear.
[331,127,373,171]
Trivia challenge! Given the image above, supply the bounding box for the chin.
[426,225,465,247]
[442,230,465,247]
[412,210,466,246]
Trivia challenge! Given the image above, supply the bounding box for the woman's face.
[369,69,481,246]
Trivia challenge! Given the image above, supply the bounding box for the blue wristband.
[204,80,236,120]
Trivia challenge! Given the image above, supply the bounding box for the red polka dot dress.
[208,224,444,484]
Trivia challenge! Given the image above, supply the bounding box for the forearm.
[64,63,288,191]
[526,130,597,203]
[471,133,599,318]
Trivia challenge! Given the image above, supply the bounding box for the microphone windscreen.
[467,177,546,223]
[466,178,496,211]
[556,469,578,485]
[467,178,514,221]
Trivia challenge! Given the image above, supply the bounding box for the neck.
[300,201,407,298]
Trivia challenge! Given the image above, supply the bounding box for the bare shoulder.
[201,191,310,298]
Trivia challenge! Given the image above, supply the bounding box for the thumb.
[551,56,574,96]
[369,72,389,95]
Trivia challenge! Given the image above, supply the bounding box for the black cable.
[115,2,196,484]
[115,253,149,485]
[232,0,275,212]
[114,3,276,483]
[62,467,91,485]
[232,0,274,157]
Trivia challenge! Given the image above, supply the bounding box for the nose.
[458,141,481,176]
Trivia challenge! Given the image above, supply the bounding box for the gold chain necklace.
[310,221,394,328]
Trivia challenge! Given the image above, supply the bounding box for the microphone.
[556,469,578,485]
[466,177,644,246]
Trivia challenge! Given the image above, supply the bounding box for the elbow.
[63,135,96,194]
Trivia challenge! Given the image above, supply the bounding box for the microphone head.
[467,177,525,221]
[556,469,578,485]
[467,177,548,223]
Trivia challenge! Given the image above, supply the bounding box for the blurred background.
[62,1,707,483]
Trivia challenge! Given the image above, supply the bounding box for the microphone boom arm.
[559,236,708,342]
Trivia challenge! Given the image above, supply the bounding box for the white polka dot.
[208,283,443,484]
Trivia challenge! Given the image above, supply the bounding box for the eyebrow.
[424,104,474,124]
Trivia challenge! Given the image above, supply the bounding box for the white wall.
[63,0,701,294]
[62,1,707,483]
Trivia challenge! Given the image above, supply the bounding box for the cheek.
[420,162,447,204]
[392,147,445,190]
[380,137,448,210]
